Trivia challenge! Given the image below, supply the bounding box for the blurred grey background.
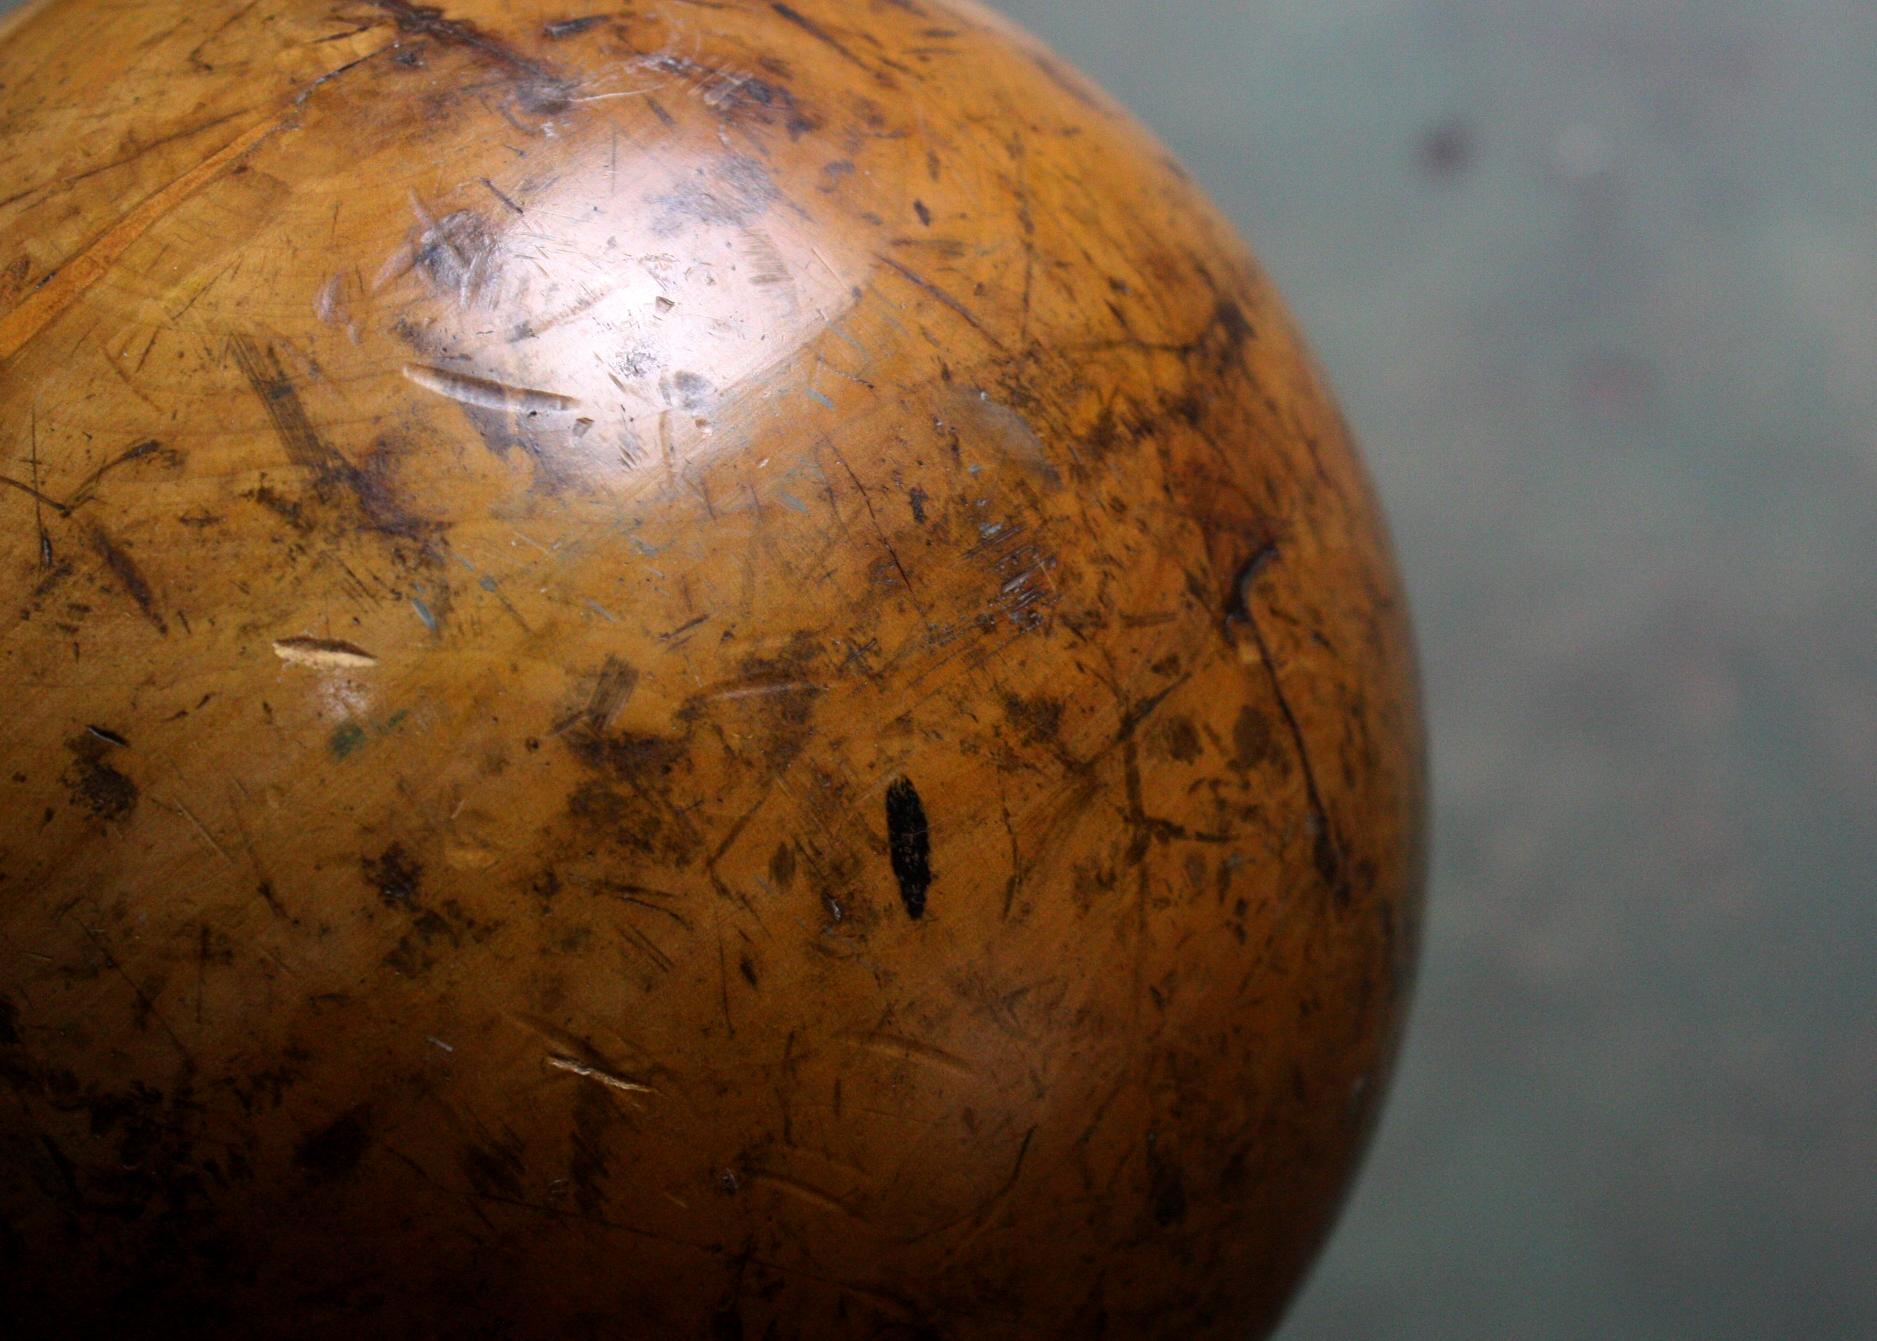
[983,0,1875,1336]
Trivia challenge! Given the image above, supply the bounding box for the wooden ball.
[0,1,1424,1336]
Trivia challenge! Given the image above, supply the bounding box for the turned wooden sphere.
[0,1,1424,1335]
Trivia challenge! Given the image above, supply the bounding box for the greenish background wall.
[982,1,1875,1336]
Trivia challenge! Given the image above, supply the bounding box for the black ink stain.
[384,907,461,977]
[459,1132,526,1199]
[63,733,138,821]
[1152,1165,1187,1226]
[1231,704,1280,772]
[650,155,780,234]
[769,842,796,889]
[295,1105,372,1179]
[1001,693,1063,748]
[1148,1137,1188,1227]
[884,776,932,920]
[1162,716,1201,764]
[669,370,715,412]
[362,844,422,907]
[711,1299,746,1341]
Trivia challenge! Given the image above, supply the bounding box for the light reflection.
[367,112,867,490]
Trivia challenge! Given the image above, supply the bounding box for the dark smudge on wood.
[884,775,932,920]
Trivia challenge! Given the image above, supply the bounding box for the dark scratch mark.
[564,656,640,735]
[1029,51,1104,113]
[544,16,605,39]
[1118,735,1228,855]
[315,22,379,43]
[0,465,67,518]
[0,111,244,211]
[771,4,870,72]
[369,1,574,113]
[232,335,433,540]
[168,262,234,322]
[229,335,336,473]
[86,524,166,633]
[876,255,1004,350]
[884,776,932,920]
[38,1135,83,1208]
[187,0,260,71]
[620,921,675,975]
[68,916,192,1062]
[480,176,525,214]
[716,909,735,1036]
[384,1145,722,1248]
[902,1126,1035,1244]
[828,443,918,601]
[997,774,1022,919]
[702,791,777,926]
[597,883,693,931]
[1011,131,1035,342]
[68,439,162,510]
[1148,1137,1188,1227]
[1222,542,1279,623]
[1227,544,1350,904]
[1118,672,1191,742]
[30,406,49,567]
[292,47,396,109]
[2,437,162,520]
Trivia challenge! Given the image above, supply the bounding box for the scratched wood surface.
[0,1,1424,1335]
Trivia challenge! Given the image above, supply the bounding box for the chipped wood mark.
[745,1169,855,1217]
[545,1056,655,1096]
[273,636,378,670]
[402,363,580,414]
[848,1031,977,1080]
